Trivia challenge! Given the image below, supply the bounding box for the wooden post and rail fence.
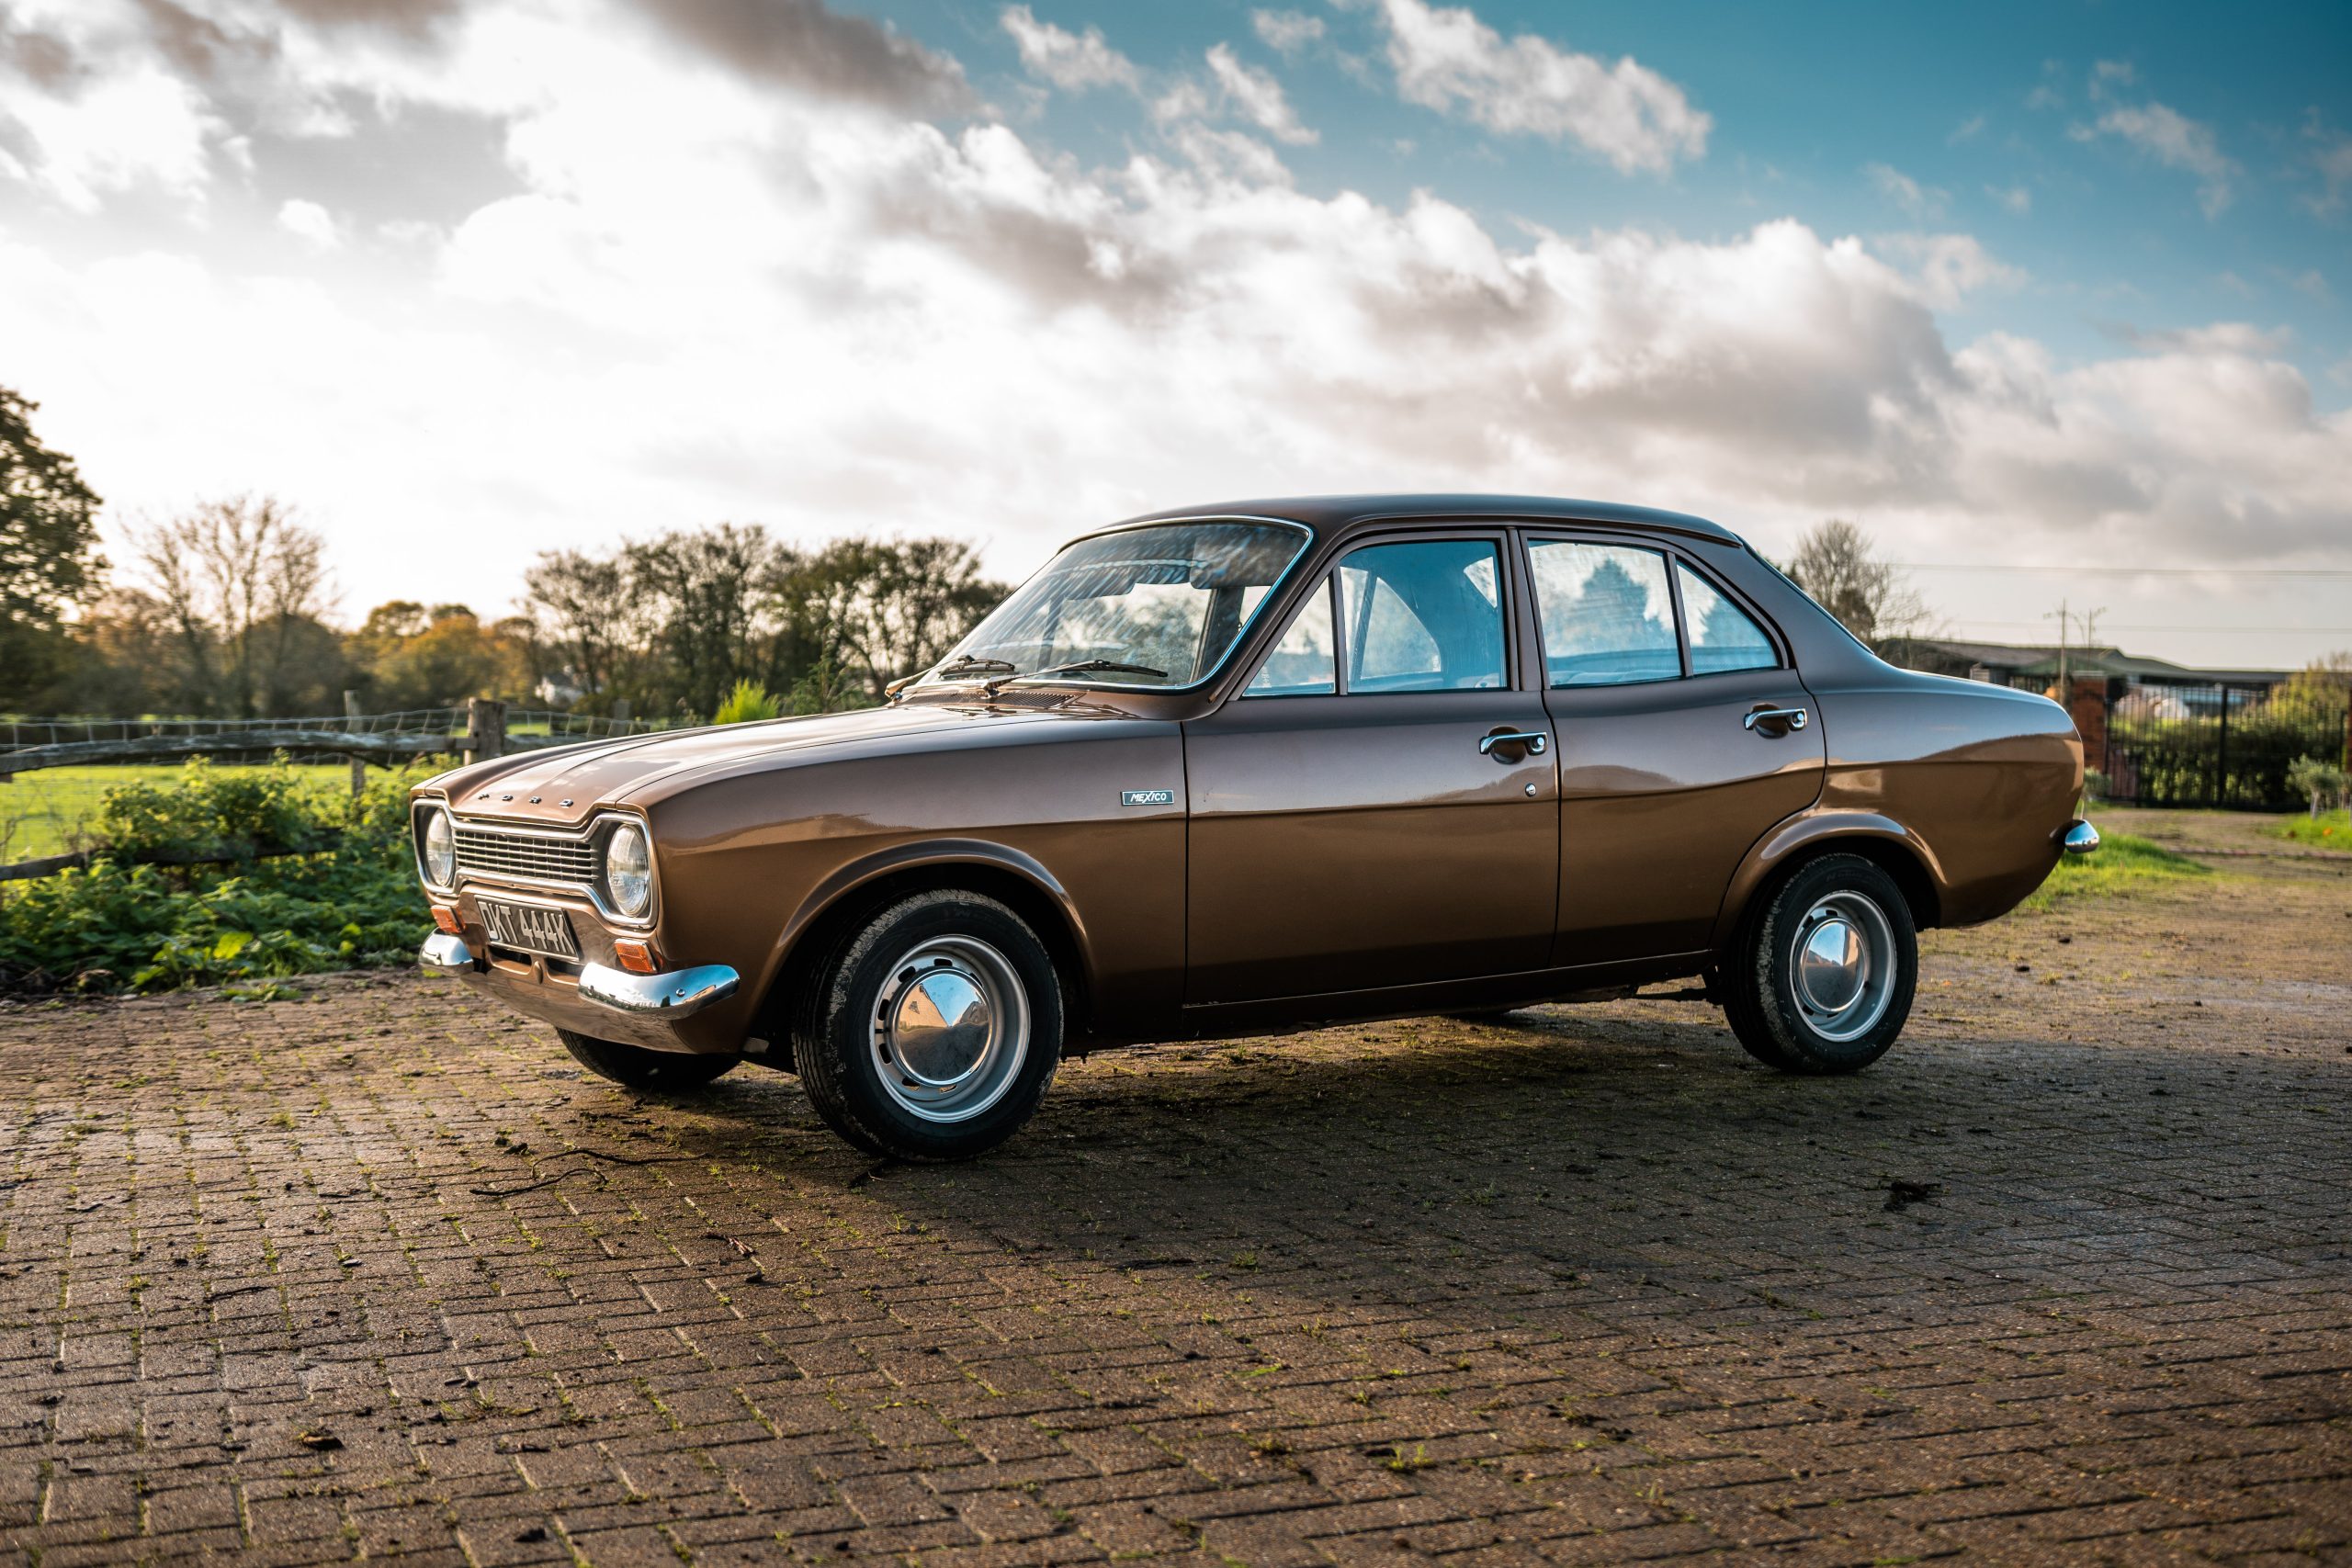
[0,699,658,883]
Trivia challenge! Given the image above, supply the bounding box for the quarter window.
[1676,561,1779,674]
[1527,541,1679,686]
[1338,541,1506,694]
[1244,579,1337,696]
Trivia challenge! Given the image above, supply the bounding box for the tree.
[0,386,106,705]
[136,495,334,716]
[351,603,530,709]
[622,524,792,720]
[1787,519,1929,649]
[2267,652,2352,728]
[524,549,644,713]
[808,536,1007,698]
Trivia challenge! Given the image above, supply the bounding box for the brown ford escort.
[415,495,2096,1159]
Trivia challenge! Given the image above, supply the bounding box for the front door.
[1523,535,1826,966]
[1185,535,1559,1003]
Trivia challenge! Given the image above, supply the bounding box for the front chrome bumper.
[2057,818,2101,855]
[577,961,740,1017]
[417,935,741,1046]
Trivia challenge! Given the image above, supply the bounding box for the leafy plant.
[0,759,435,994]
[712,678,782,726]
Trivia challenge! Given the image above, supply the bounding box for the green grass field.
[1,764,368,863]
[2021,829,2210,909]
[2266,807,2349,847]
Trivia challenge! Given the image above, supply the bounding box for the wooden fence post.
[463,698,506,767]
[344,690,367,799]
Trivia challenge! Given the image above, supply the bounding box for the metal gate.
[2100,682,2346,810]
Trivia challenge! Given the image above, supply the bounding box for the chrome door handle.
[1743,706,1809,732]
[1478,730,1549,755]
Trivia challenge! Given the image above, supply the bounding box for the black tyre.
[793,889,1062,1161]
[557,1029,741,1090]
[1723,853,1916,1075]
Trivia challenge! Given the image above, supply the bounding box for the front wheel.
[792,890,1062,1161]
[1723,853,1916,1074]
[557,1030,741,1090]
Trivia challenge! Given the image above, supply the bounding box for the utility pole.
[2044,601,2106,695]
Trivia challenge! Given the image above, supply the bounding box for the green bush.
[0,758,435,994]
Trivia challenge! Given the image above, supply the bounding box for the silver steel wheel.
[1787,890,1897,1043]
[866,934,1031,1124]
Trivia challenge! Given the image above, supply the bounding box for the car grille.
[453,825,595,886]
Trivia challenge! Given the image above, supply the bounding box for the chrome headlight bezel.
[597,818,655,922]
[416,804,457,892]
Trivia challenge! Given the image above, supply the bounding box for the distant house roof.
[1887,637,2290,687]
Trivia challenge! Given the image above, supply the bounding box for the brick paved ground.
[1,813,2346,1565]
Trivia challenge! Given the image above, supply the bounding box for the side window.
[1527,541,1679,686]
[1339,541,1506,693]
[1243,579,1337,696]
[1676,563,1778,674]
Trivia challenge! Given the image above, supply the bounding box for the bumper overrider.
[420,931,740,1049]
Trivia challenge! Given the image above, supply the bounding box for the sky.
[2,0,2348,671]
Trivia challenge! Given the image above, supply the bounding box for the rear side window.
[1527,541,1679,686]
[1676,561,1779,674]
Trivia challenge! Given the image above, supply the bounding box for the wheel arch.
[1713,812,1947,953]
[750,840,1095,1051]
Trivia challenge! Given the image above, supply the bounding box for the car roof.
[1112,493,1742,547]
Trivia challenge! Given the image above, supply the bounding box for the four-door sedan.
[415,495,2096,1159]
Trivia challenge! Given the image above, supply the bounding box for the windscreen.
[921,521,1307,689]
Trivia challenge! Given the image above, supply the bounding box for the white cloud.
[1986,183,2031,216]
[2303,115,2352,217]
[1365,0,1708,175]
[1205,43,1315,146]
[0,0,2344,634]
[277,197,344,249]
[1874,232,2026,311]
[1865,163,1946,220]
[1000,5,1137,94]
[1250,9,1326,57]
[0,31,215,211]
[2280,267,2330,302]
[2073,90,2235,218]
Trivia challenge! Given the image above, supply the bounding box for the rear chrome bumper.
[416,935,741,1049]
[2057,818,2100,855]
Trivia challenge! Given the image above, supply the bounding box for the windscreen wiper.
[888,653,1021,700]
[984,659,1170,694]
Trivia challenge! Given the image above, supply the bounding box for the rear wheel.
[1723,853,1916,1075]
[793,890,1062,1161]
[557,1030,741,1090]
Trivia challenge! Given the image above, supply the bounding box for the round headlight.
[422,807,456,888]
[603,821,652,919]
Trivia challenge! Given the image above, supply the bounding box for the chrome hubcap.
[868,935,1028,1123]
[1788,891,1895,1043]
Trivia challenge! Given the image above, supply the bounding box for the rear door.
[1524,534,1825,966]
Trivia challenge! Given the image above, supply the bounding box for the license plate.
[478,898,581,960]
